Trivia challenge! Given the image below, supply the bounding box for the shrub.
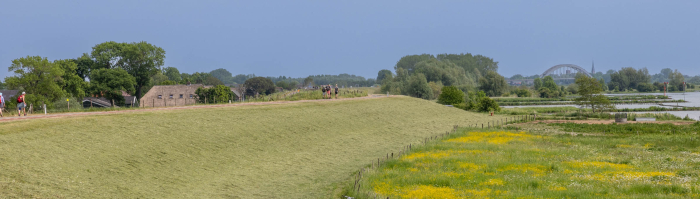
[636,83,655,92]
[514,89,531,97]
[477,97,500,112]
[437,86,464,105]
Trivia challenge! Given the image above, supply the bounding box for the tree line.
[2,41,381,109]
[378,53,507,100]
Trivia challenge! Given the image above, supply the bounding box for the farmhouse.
[140,84,203,107]
[83,91,137,108]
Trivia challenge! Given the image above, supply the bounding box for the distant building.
[83,91,137,108]
[140,84,204,107]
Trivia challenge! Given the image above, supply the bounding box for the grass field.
[346,122,700,198]
[0,96,507,198]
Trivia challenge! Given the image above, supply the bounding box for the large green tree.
[244,77,276,96]
[5,56,65,106]
[406,74,433,99]
[376,69,393,83]
[71,53,97,80]
[210,68,234,84]
[89,68,136,106]
[91,41,165,99]
[478,71,507,97]
[574,74,610,112]
[55,59,88,99]
[437,86,464,105]
[163,67,181,82]
[533,77,543,90]
[668,69,685,91]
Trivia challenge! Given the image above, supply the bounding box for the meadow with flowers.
[345,122,700,198]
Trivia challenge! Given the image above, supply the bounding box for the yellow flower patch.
[548,185,567,191]
[401,185,459,199]
[479,179,505,186]
[459,162,482,171]
[565,161,633,170]
[445,131,540,145]
[401,150,484,161]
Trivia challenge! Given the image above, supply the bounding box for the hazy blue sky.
[1,0,698,79]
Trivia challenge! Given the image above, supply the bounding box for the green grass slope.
[0,96,506,198]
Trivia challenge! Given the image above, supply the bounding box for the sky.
[1,0,698,80]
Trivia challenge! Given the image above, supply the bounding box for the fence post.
[43,104,46,115]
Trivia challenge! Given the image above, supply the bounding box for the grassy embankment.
[0,95,507,198]
[345,122,700,198]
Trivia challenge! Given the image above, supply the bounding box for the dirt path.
[0,95,391,123]
[526,120,696,125]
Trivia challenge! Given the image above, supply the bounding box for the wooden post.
[90,99,93,108]
[67,101,69,111]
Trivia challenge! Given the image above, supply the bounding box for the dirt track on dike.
[528,120,697,125]
[0,94,390,123]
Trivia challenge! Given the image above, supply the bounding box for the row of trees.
[4,41,164,107]
[379,53,507,100]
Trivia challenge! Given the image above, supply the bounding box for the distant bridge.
[508,64,593,85]
[540,64,592,78]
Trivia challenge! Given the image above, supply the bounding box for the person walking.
[321,86,327,99]
[327,84,332,99]
[17,92,26,117]
[334,84,339,99]
[0,93,4,117]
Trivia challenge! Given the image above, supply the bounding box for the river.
[502,91,700,120]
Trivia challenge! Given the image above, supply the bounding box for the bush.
[437,86,465,105]
[514,89,531,97]
[636,83,655,92]
[477,97,500,112]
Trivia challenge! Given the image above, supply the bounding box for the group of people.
[0,92,27,117]
[321,84,339,99]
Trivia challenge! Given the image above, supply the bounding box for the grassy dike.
[0,96,506,198]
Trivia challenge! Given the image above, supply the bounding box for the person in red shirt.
[17,92,26,117]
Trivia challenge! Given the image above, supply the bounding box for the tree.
[244,77,276,96]
[636,83,655,92]
[514,89,531,97]
[574,74,610,112]
[478,71,507,97]
[437,86,465,105]
[54,59,88,99]
[91,41,165,99]
[394,54,435,75]
[195,85,235,103]
[303,76,314,87]
[5,56,65,107]
[533,77,543,90]
[668,69,684,91]
[543,76,558,91]
[477,97,500,112]
[376,69,393,83]
[89,68,136,106]
[203,75,224,86]
[210,68,233,84]
[163,67,181,82]
[406,74,433,99]
[72,53,96,80]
